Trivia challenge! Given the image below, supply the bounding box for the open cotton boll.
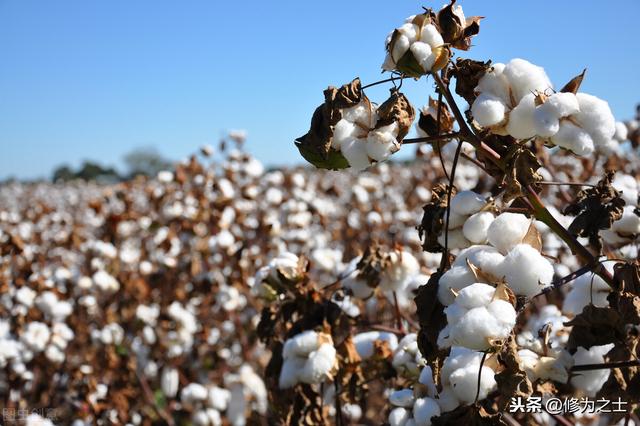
[398,23,419,42]
[450,191,487,216]
[436,387,460,413]
[442,283,516,350]
[487,212,531,254]
[450,362,497,403]
[612,174,638,206]
[420,24,444,48]
[282,330,320,358]
[343,274,374,299]
[390,388,416,408]
[499,244,553,297]
[505,93,537,139]
[410,42,435,73]
[279,356,305,389]
[353,331,399,359]
[437,265,477,305]
[341,139,370,171]
[437,228,469,250]
[539,92,580,118]
[379,250,421,292]
[392,34,411,62]
[533,107,560,138]
[574,93,616,148]
[300,343,337,384]
[366,123,399,162]
[393,333,424,376]
[445,211,467,229]
[550,121,595,156]
[562,273,611,315]
[389,407,412,426]
[571,344,614,397]
[418,366,437,397]
[612,206,640,236]
[502,58,552,102]
[413,397,440,426]
[463,212,494,244]
[332,120,357,150]
[475,63,510,104]
[342,101,377,128]
[471,93,507,127]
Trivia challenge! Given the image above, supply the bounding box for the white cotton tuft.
[366,123,399,162]
[450,191,487,216]
[502,58,552,102]
[332,119,357,149]
[353,331,399,359]
[562,273,610,315]
[389,407,412,426]
[499,244,553,297]
[487,212,531,253]
[449,362,497,403]
[279,356,305,389]
[571,344,614,396]
[282,330,320,359]
[392,34,411,62]
[418,366,437,397]
[453,283,495,309]
[437,265,477,305]
[471,93,507,127]
[539,92,580,118]
[410,42,434,72]
[550,121,595,156]
[574,93,616,149]
[413,397,440,426]
[341,139,370,171]
[475,63,510,104]
[420,24,444,48]
[533,107,560,138]
[300,343,337,384]
[462,212,494,244]
[505,93,537,140]
[389,388,416,408]
[398,23,419,43]
[614,121,629,141]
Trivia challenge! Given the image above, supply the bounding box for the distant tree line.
[51,147,173,183]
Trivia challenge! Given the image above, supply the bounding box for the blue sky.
[1,0,638,180]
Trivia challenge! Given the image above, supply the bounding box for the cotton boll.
[562,273,611,315]
[418,366,437,397]
[471,93,507,127]
[612,206,640,236]
[343,275,374,299]
[420,24,444,48]
[502,59,552,102]
[390,389,416,408]
[539,92,580,118]
[506,94,537,139]
[300,343,336,384]
[278,356,304,389]
[436,386,460,413]
[487,213,531,254]
[437,228,469,250]
[453,283,495,309]
[161,367,179,398]
[445,211,467,229]
[614,121,629,141]
[353,331,398,359]
[574,93,616,149]
[499,244,553,297]
[437,265,477,305]
[450,191,486,216]
[342,102,376,128]
[366,123,399,162]
[398,23,419,42]
[447,306,502,350]
[413,397,440,426]
[181,383,208,408]
[475,63,510,104]
[341,139,370,171]
[410,42,435,72]
[449,363,496,403]
[389,407,411,426]
[392,34,411,62]
[571,344,614,397]
[332,119,357,150]
[283,330,320,358]
[612,174,638,206]
[462,212,494,244]
[550,121,595,156]
[533,107,560,138]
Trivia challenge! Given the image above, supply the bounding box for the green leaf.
[295,140,350,170]
[396,50,425,79]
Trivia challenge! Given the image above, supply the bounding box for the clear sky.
[1,0,639,180]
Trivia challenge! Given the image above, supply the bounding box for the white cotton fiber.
[279,356,305,389]
[398,23,419,42]
[436,387,460,413]
[487,213,531,253]
[353,331,399,359]
[475,63,509,104]
[282,330,320,358]
[506,93,537,140]
[445,211,467,229]
[499,244,553,297]
[612,206,640,236]
[574,93,616,148]
[571,344,614,397]
[449,362,496,403]
[471,93,507,127]
[389,407,411,426]
[502,58,552,102]
[366,128,397,162]
[453,282,495,309]
[300,343,336,384]
[562,273,610,315]
[420,24,444,48]
[413,397,440,426]
[450,191,487,216]
[418,366,437,397]
[533,107,560,138]
[410,42,434,72]
[540,92,580,118]
[341,139,370,171]
[550,121,595,156]
[437,265,477,305]
[615,121,629,141]
[437,228,469,250]
[332,119,357,149]
[463,212,494,244]
[392,34,411,62]
[390,388,416,408]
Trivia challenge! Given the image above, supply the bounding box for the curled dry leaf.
[437,0,483,51]
[418,96,455,137]
[494,335,533,410]
[376,89,416,142]
[560,69,587,94]
[565,305,626,352]
[418,183,457,253]
[451,58,492,105]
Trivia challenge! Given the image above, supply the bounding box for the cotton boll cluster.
[436,190,493,249]
[279,331,337,389]
[438,283,516,350]
[571,344,615,397]
[517,305,571,355]
[382,13,447,76]
[392,333,426,376]
[438,347,497,412]
[471,59,616,155]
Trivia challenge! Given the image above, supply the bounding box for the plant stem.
[572,359,639,371]
[403,132,459,145]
